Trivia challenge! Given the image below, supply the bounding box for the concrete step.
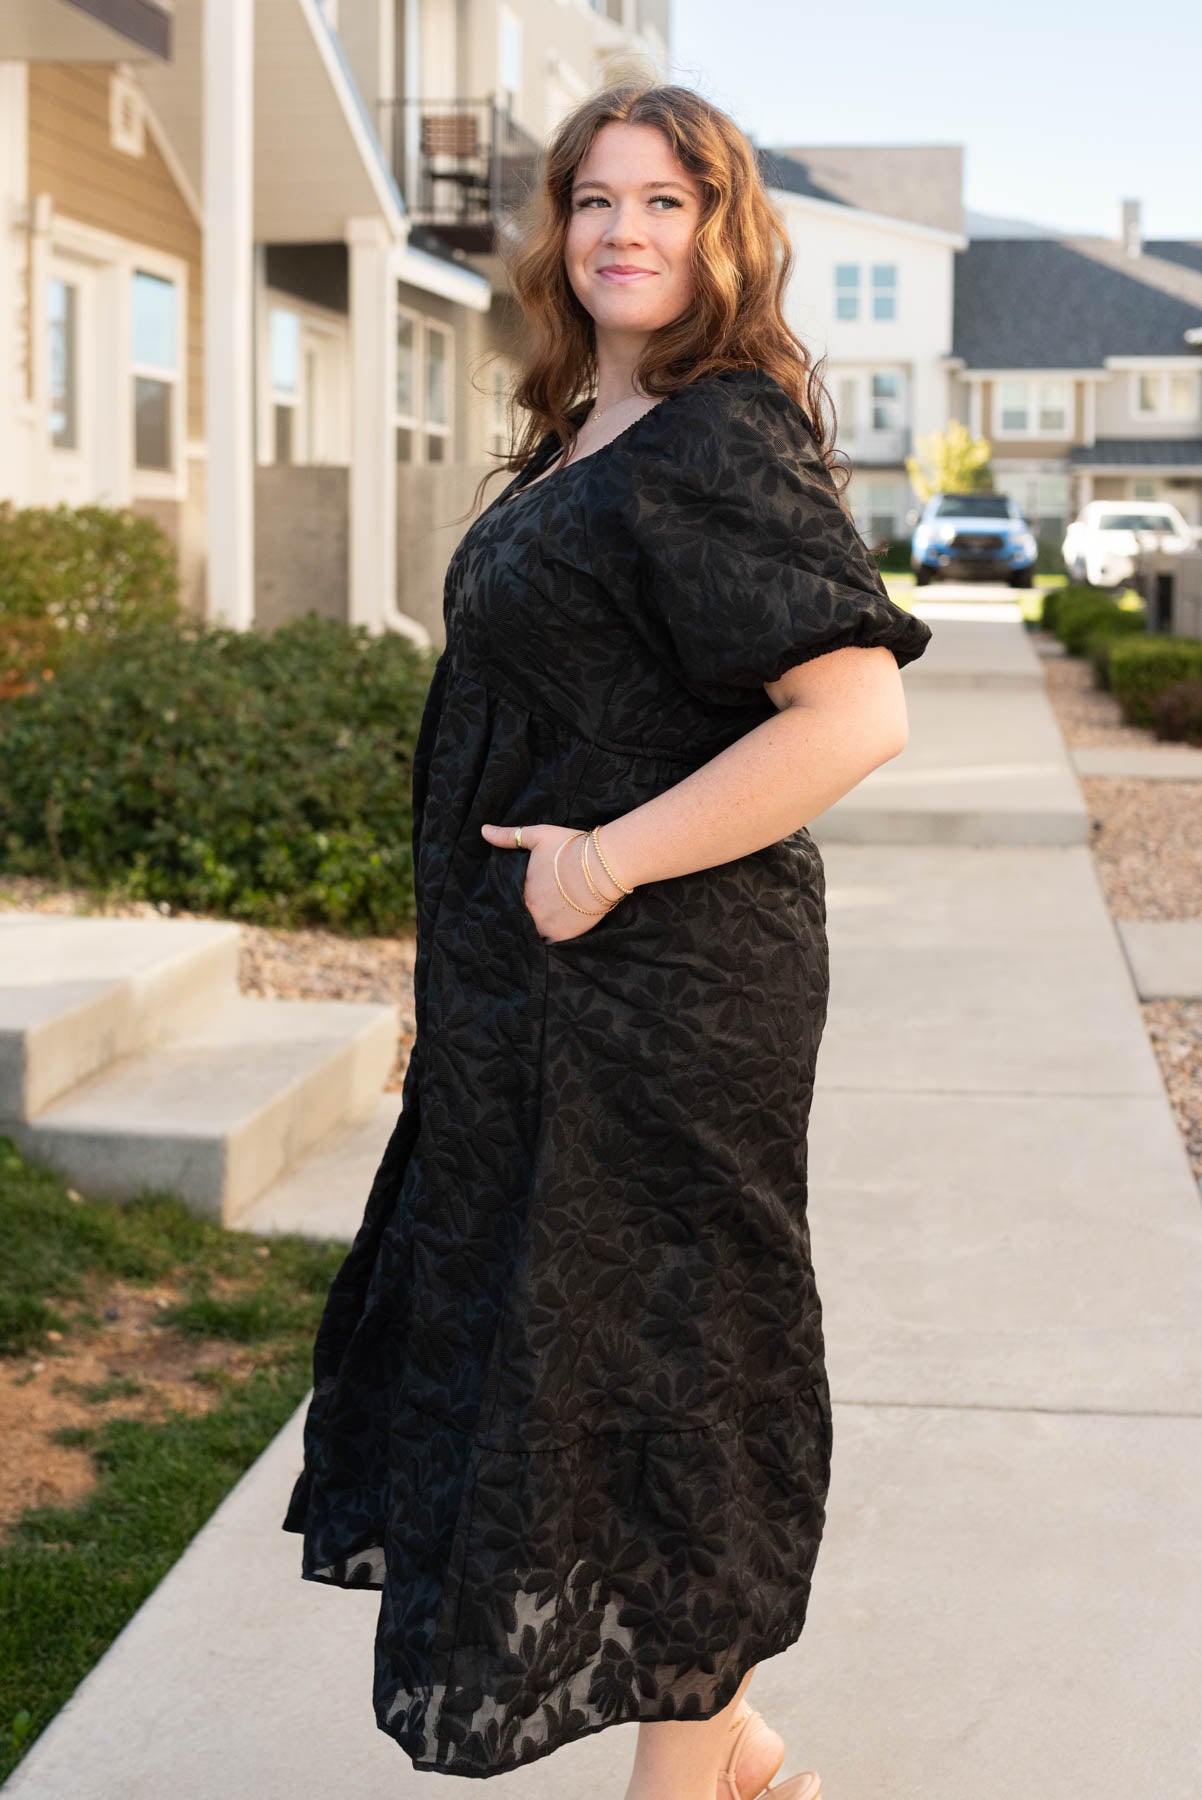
[236,1091,403,1241]
[0,913,240,1119]
[1117,919,1202,999]
[7,991,398,1226]
[1072,744,1202,781]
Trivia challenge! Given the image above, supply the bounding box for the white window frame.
[486,356,517,456]
[870,369,902,431]
[834,263,859,322]
[268,303,301,464]
[832,367,907,446]
[41,219,188,504]
[993,376,1071,439]
[257,286,348,467]
[871,263,897,322]
[130,263,183,487]
[1131,368,1198,421]
[394,304,456,463]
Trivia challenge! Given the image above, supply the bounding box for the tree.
[905,419,993,501]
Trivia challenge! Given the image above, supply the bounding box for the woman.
[282,81,932,1799]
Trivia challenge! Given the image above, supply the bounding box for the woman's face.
[564,121,702,342]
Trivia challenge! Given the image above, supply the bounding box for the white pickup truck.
[1062,500,1196,589]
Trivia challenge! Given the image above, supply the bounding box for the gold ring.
[513,824,523,849]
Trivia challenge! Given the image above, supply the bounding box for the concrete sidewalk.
[5,598,1202,1800]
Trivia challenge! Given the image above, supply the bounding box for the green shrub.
[0,612,436,933]
[1041,582,1114,635]
[1054,591,1146,656]
[0,502,179,695]
[1147,676,1202,746]
[1107,636,1202,730]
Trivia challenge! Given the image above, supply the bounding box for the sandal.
[717,1705,786,1799]
[717,1703,823,1800]
[764,1774,822,1799]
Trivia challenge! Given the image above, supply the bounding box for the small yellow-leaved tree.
[905,419,993,502]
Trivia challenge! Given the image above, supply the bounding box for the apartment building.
[762,144,967,550]
[0,0,664,642]
[949,204,1202,536]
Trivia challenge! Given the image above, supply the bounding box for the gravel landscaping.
[1040,636,1202,1185]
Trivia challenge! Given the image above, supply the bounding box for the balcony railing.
[381,96,544,251]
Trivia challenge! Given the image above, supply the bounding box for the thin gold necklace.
[583,390,650,430]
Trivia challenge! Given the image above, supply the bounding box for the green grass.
[0,1136,347,1781]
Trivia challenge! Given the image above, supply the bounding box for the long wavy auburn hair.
[469,80,855,521]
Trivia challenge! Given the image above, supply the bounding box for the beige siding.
[991,440,1072,458]
[981,381,992,437]
[1073,379,1085,441]
[28,64,204,440]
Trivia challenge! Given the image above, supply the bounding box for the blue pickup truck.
[911,492,1037,586]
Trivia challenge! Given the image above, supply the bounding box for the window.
[996,378,1070,437]
[867,480,896,545]
[871,264,896,321]
[994,473,1069,535]
[395,307,454,463]
[872,371,901,430]
[131,269,178,471]
[1131,480,1157,500]
[834,264,859,322]
[48,277,79,450]
[836,376,858,439]
[487,360,515,456]
[999,380,1030,432]
[426,323,451,461]
[1134,370,1197,420]
[1169,373,1195,418]
[270,306,301,465]
[1037,381,1069,432]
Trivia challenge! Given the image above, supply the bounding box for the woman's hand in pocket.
[479,821,629,944]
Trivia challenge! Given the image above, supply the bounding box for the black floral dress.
[281,365,932,1779]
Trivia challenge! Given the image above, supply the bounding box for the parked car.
[911,492,1037,586]
[1062,500,1195,590]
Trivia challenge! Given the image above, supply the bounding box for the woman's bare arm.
[598,643,908,887]
[481,643,910,941]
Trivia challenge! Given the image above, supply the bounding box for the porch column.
[0,62,28,503]
[347,216,427,645]
[203,0,254,627]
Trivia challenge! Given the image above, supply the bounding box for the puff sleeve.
[616,368,932,702]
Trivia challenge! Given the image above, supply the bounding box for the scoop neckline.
[498,370,743,510]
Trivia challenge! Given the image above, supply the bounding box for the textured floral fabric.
[282,366,932,1778]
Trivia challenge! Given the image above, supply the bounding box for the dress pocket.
[487,844,547,955]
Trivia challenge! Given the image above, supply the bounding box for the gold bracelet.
[553,832,610,916]
[579,832,620,907]
[591,824,634,897]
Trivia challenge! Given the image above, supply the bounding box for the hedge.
[1106,636,1202,731]
[0,502,178,696]
[0,612,436,934]
[1148,677,1202,746]
[1053,591,1147,657]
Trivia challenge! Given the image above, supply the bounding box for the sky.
[669,0,1201,241]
